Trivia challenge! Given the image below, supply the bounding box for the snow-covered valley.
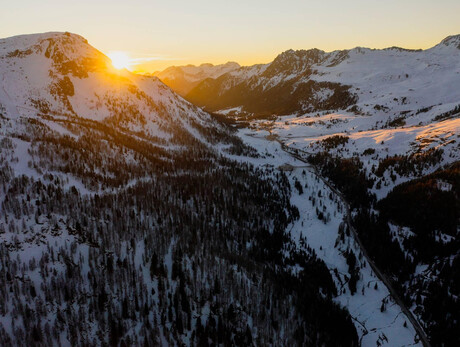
[0,31,458,346]
[233,130,424,346]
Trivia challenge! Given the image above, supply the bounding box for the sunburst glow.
[108,51,130,70]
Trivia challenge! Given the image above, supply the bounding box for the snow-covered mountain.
[153,61,240,96]
[0,32,233,146]
[182,33,460,209]
[1,31,458,346]
[0,32,363,346]
[207,36,459,346]
[184,35,460,120]
[182,34,460,202]
[157,35,460,346]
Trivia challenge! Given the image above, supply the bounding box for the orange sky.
[2,0,460,72]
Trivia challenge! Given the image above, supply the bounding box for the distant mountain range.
[155,35,460,119]
[152,61,240,96]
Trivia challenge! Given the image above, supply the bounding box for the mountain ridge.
[179,33,460,118]
[0,31,231,147]
[152,61,241,96]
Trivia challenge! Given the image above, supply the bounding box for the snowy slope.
[180,35,460,346]
[1,31,457,346]
[211,36,460,346]
[264,113,459,200]
[0,32,224,146]
[185,34,460,122]
[0,32,366,346]
[310,37,460,126]
[231,130,423,347]
[208,34,460,196]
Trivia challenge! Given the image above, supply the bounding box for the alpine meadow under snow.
[0,31,459,347]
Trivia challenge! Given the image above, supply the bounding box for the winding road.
[272,135,432,347]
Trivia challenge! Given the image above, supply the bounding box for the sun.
[108,51,130,70]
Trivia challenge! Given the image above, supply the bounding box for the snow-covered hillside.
[0,32,365,346]
[259,113,459,199]
[231,130,424,346]
[201,33,460,193]
[1,31,458,346]
[207,35,459,346]
[184,35,460,122]
[0,32,226,145]
[153,62,240,96]
[155,33,460,346]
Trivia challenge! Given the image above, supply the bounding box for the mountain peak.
[440,34,460,49]
[264,48,325,76]
[1,31,110,78]
[223,61,240,68]
[1,31,89,53]
[193,61,240,69]
[277,48,324,59]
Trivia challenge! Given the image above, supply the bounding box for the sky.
[1,0,460,72]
